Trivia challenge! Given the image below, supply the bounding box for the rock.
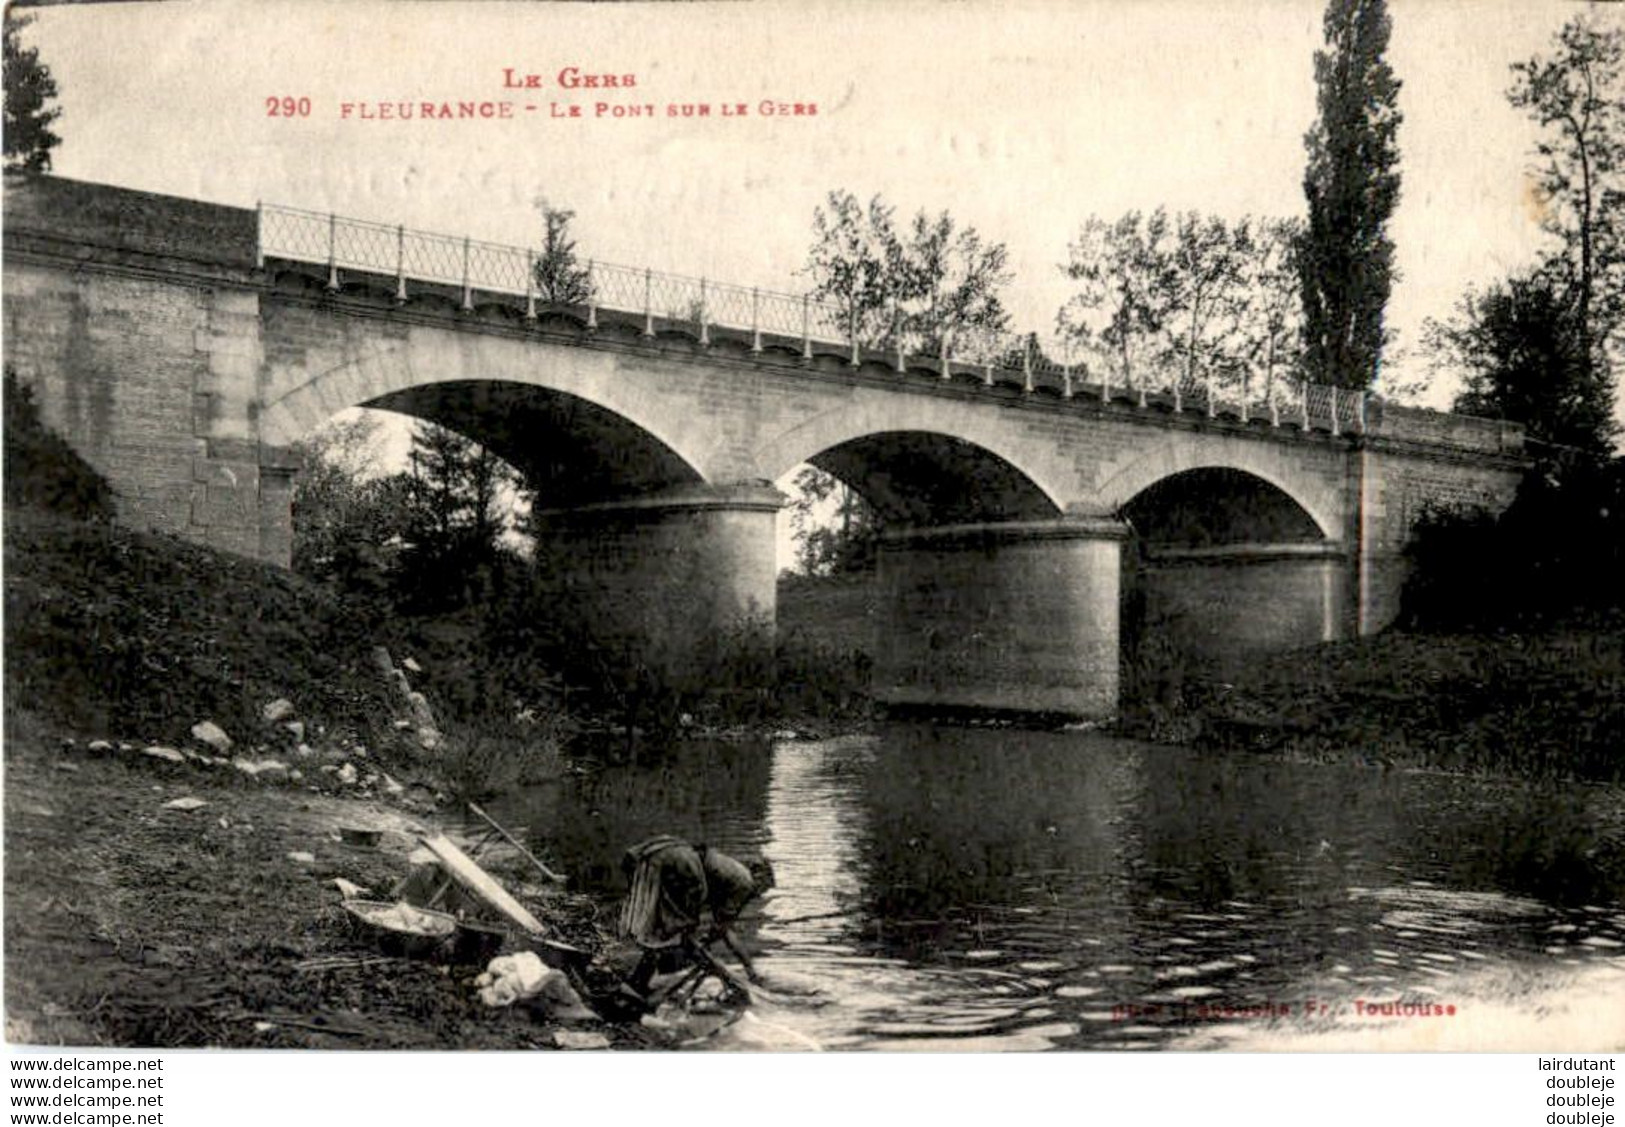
[402,656,422,673]
[405,691,436,729]
[336,763,359,786]
[417,726,443,752]
[190,720,233,753]
[553,1030,610,1050]
[255,761,291,783]
[393,719,414,731]
[289,769,304,782]
[86,740,114,755]
[380,773,406,796]
[261,698,296,724]
[163,797,208,811]
[773,729,799,741]
[233,758,290,781]
[286,851,317,865]
[370,646,395,676]
[332,878,369,898]
[55,761,82,774]
[282,721,305,743]
[142,746,186,764]
[294,743,315,759]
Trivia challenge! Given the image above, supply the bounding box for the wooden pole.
[466,802,567,884]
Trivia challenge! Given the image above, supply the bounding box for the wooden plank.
[467,802,567,884]
[419,834,546,937]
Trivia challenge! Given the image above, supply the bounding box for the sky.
[15,0,1620,567]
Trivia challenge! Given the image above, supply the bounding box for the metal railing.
[257,203,1366,434]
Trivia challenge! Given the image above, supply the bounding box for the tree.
[289,412,412,596]
[806,190,897,347]
[805,189,1012,355]
[1428,274,1615,454]
[1298,0,1403,391]
[1509,16,1624,393]
[1162,212,1253,386]
[1233,218,1306,398]
[3,367,112,520]
[892,208,1012,356]
[398,421,521,609]
[532,201,593,305]
[3,11,61,173]
[1060,209,1285,398]
[787,465,877,576]
[1057,209,1175,387]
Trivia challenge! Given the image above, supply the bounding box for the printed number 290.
[266,97,311,117]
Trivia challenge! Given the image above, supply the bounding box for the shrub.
[3,367,114,520]
[1400,456,1625,632]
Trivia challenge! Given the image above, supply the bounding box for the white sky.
[24,0,1609,402]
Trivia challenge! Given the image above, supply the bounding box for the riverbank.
[2,705,655,1049]
[1160,623,1625,783]
[0,512,637,1047]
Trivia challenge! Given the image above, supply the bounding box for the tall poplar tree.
[1298,0,1403,391]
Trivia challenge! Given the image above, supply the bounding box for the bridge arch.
[754,397,1076,516]
[1092,437,1343,540]
[258,326,711,491]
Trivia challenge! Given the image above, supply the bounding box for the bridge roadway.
[2,174,1530,719]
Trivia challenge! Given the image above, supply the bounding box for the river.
[489,725,1625,1051]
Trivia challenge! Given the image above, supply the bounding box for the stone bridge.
[2,175,1530,719]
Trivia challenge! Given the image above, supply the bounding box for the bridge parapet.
[3,172,257,271]
[1369,401,1525,455]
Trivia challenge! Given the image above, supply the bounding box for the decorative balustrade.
[258,203,1366,434]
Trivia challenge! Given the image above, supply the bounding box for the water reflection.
[497,725,1625,1050]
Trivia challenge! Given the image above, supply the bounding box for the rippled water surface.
[491,726,1625,1050]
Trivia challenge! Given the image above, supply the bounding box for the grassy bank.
[1,512,646,1047]
[1173,623,1625,783]
[2,708,649,1049]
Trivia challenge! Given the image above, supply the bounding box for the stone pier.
[873,518,1131,720]
[1129,542,1349,679]
[528,483,785,664]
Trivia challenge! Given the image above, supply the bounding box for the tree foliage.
[1509,16,1624,394]
[1298,0,1403,390]
[787,465,878,576]
[532,201,594,305]
[398,421,522,609]
[1428,274,1615,454]
[3,12,61,173]
[289,412,411,596]
[805,189,1012,355]
[1057,210,1303,396]
[3,367,113,520]
[1426,16,1623,455]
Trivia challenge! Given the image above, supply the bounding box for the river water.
[489,726,1625,1051]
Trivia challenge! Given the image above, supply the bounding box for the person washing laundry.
[617,835,775,1001]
